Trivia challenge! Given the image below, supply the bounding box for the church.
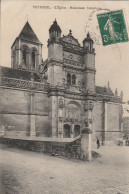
[0,20,123,143]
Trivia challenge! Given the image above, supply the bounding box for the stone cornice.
[47,58,64,67]
[61,41,95,55]
[48,85,65,97]
[95,93,122,103]
[84,67,96,74]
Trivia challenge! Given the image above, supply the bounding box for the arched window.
[32,51,36,69]
[72,74,76,85]
[67,73,71,85]
[23,50,27,64]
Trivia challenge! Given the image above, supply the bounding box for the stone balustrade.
[0,77,50,91]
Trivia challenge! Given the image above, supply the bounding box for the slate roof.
[96,86,114,96]
[18,21,42,44]
[0,66,40,82]
[11,21,42,48]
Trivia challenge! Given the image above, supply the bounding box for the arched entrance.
[74,125,80,137]
[63,124,71,138]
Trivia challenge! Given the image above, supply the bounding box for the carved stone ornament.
[1,77,49,91]
[89,101,94,110]
[84,101,94,111]
[58,97,64,108]
[84,102,88,111]
[89,119,93,124]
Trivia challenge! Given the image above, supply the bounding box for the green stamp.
[97,10,128,46]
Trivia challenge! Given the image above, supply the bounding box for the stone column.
[88,132,92,161]
[58,108,63,138]
[102,101,108,143]
[30,92,36,137]
[18,39,21,67]
[104,102,108,131]
[82,101,94,161]
[58,97,64,138]
[81,128,92,161]
[70,123,74,138]
[0,67,1,84]
[58,120,63,138]
[51,96,58,137]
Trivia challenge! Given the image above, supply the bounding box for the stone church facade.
[0,20,123,143]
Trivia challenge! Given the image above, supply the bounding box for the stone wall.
[92,101,121,143]
[123,117,129,133]
[92,101,103,141]
[0,87,50,137]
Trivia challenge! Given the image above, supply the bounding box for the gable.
[61,35,80,46]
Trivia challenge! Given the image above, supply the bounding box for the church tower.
[83,33,96,93]
[47,20,63,86]
[11,21,42,72]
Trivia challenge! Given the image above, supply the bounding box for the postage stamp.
[97,10,129,46]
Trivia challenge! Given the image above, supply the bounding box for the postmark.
[85,8,110,45]
[97,10,128,46]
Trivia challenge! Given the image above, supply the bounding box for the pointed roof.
[49,19,61,32]
[83,32,93,43]
[18,21,42,45]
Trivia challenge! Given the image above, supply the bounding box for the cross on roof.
[69,29,72,35]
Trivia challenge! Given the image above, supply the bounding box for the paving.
[0,143,129,194]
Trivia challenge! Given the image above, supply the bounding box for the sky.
[1,0,129,115]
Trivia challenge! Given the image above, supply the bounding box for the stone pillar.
[104,102,108,131]
[81,128,92,161]
[123,139,126,146]
[58,120,63,138]
[70,123,74,138]
[58,97,64,138]
[88,132,92,161]
[51,96,58,137]
[28,51,32,71]
[82,101,94,161]
[102,101,108,143]
[18,39,21,67]
[58,109,63,138]
[30,92,36,136]
[0,67,1,84]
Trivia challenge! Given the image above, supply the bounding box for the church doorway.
[63,124,71,138]
[74,125,80,137]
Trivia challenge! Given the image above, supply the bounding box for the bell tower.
[83,33,96,93]
[47,20,63,86]
[11,21,42,72]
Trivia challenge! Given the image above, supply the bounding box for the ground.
[0,143,129,194]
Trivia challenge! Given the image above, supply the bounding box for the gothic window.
[67,73,71,85]
[23,50,27,64]
[32,51,36,69]
[72,74,76,85]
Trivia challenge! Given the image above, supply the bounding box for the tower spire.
[26,14,28,22]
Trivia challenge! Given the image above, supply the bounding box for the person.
[97,138,100,149]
